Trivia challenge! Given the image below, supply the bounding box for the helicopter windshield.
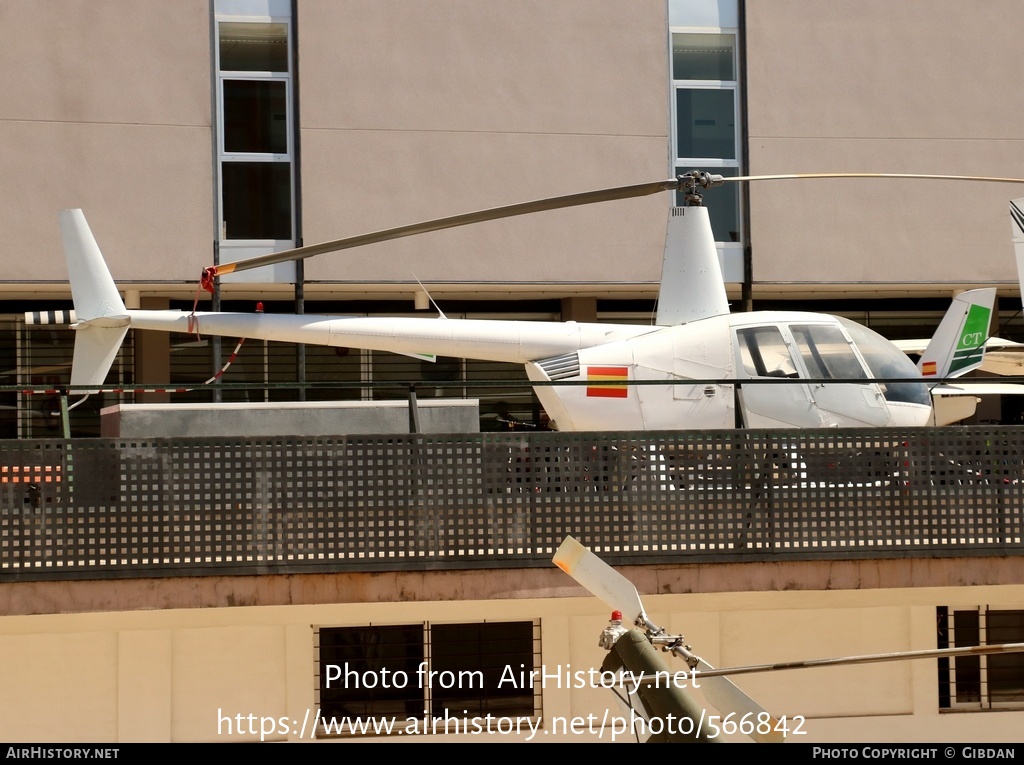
[837,318,930,405]
[790,324,868,381]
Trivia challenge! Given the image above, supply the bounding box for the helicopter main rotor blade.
[684,642,1024,679]
[206,170,1024,288]
[725,172,1024,184]
[552,536,784,744]
[212,178,683,279]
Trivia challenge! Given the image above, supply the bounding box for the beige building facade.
[4,0,1024,437]
[7,1,1021,297]
[2,559,1022,743]
[3,0,1024,435]
[1,0,1023,744]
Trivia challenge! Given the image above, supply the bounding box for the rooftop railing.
[1,426,1021,581]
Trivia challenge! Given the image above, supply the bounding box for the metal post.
[408,383,420,434]
[58,388,71,440]
[59,388,72,500]
[212,241,222,404]
[295,259,306,401]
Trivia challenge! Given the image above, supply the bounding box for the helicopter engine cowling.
[526,317,736,431]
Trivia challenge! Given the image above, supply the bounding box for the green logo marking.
[950,304,990,373]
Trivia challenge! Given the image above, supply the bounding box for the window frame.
[669,26,743,249]
[214,14,296,249]
[938,606,1024,711]
[315,620,543,737]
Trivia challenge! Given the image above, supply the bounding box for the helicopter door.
[789,323,890,426]
[735,326,818,428]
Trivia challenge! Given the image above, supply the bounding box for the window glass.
[219,22,288,72]
[430,622,537,717]
[790,324,867,381]
[737,327,798,378]
[939,607,1024,709]
[838,317,930,405]
[371,353,461,401]
[675,89,736,160]
[303,344,363,402]
[223,80,288,154]
[221,162,292,240]
[988,610,1024,703]
[317,621,540,734]
[318,624,424,721]
[672,33,735,80]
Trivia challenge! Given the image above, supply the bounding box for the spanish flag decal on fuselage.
[922,360,937,376]
[586,366,629,398]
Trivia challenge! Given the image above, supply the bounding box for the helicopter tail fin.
[656,206,730,325]
[59,209,130,391]
[918,288,995,379]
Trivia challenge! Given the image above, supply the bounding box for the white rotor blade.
[726,172,1024,184]
[689,656,784,744]
[216,178,682,276]
[211,172,1024,277]
[552,536,783,743]
[692,642,1024,679]
[552,536,646,624]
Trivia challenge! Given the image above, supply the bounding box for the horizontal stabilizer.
[931,382,1024,397]
[71,324,129,390]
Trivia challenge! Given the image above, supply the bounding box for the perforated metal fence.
[1,427,1022,581]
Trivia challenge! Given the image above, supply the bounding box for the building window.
[316,621,541,736]
[671,30,741,243]
[215,19,294,244]
[938,607,1024,709]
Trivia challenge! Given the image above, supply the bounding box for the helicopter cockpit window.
[737,327,799,378]
[790,324,868,381]
[838,317,930,406]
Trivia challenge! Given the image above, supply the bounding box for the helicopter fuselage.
[124,307,931,431]
[527,311,931,431]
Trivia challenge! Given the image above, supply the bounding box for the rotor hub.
[678,170,726,206]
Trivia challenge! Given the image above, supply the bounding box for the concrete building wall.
[296,0,671,288]
[745,0,1024,293]
[4,1,1022,300]
[1,0,671,297]
[0,0,215,286]
[1,578,1022,742]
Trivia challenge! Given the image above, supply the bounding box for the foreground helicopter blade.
[552,535,646,624]
[552,536,783,743]
[694,642,1024,679]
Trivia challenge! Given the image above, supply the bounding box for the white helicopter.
[57,171,1012,431]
